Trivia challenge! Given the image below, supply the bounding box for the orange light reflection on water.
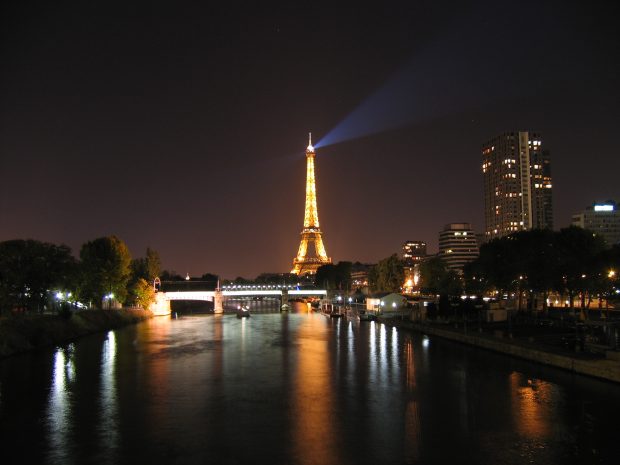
[509,371,554,438]
[292,313,341,465]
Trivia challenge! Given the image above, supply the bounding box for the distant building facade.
[482,131,553,239]
[351,263,373,294]
[572,200,620,247]
[438,223,479,273]
[402,241,426,294]
[402,241,427,263]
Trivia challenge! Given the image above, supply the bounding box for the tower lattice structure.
[291,134,332,275]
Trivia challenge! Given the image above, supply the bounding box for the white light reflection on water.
[241,315,246,352]
[391,326,398,368]
[46,344,75,464]
[369,321,377,380]
[347,321,354,362]
[99,331,118,463]
[379,323,387,382]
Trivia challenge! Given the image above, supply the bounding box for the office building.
[438,223,479,273]
[572,200,620,247]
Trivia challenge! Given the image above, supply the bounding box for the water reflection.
[292,313,341,465]
[404,337,421,462]
[142,315,172,438]
[99,331,118,463]
[1,313,618,465]
[47,345,75,464]
[510,371,556,438]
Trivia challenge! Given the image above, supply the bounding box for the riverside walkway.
[381,318,620,384]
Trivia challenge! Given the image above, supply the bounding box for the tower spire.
[292,135,331,275]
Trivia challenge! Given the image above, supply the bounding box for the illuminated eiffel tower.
[291,134,332,275]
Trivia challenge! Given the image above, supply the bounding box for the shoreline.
[0,309,153,359]
[380,318,620,384]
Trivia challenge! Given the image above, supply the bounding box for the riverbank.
[0,309,153,358]
[381,318,620,384]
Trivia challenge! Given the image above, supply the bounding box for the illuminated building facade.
[482,131,553,239]
[571,200,620,246]
[291,134,332,275]
[402,241,426,294]
[351,263,372,294]
[438,223,479,273]
[402,241,426,264]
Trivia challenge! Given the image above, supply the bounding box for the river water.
[1,304,619,465]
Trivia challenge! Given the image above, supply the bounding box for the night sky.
[1,1,619,279]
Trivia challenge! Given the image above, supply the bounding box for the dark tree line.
[315,262,352,290]
[0,240,76,313]
[463,227,620,311]
[0,236,162,314]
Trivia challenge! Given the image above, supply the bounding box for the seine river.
[1,303,619,465]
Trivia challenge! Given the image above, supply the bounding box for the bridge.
[150,284,327,315]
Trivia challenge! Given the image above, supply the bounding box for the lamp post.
[607,270,615,321]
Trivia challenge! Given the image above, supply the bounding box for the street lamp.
[606,270,616,319]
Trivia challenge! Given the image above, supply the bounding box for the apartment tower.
[482,131,553,240]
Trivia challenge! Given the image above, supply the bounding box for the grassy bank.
[0,309,153,358]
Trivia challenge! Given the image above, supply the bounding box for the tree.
[160,270,184,281]
[0,240,76,314]
[514,229,557,311]
[315,262,352,290]
[418,257,462,318]
[473,236,520,297]
[200,273,219,285]
[144,247,161,281]
[130,247,161,284]
[419,256,462,297]
[370,254,404,293]
[554,226,606,311]
[131,278,156,310]
[79,236,132,307]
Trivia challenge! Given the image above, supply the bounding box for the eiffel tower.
[291,134,332,275]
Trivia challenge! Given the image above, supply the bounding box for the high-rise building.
[482,131,553,239]
[438,223,479,273]
[402,241,426,264]
[402,241,426,294]
[572,200,620,247]
[291,134,331,275]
